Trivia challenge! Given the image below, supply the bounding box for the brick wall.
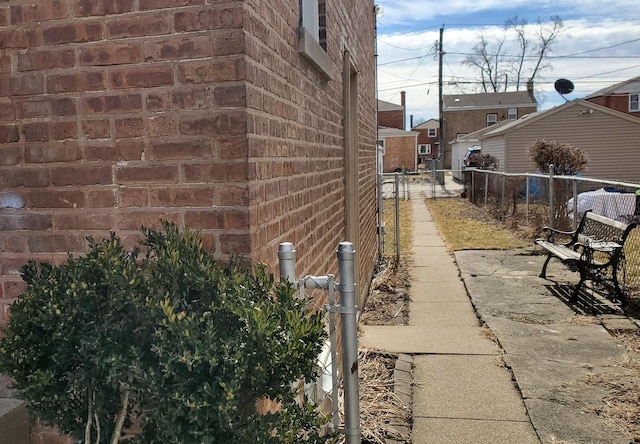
[378,108,404,130]
[242,0,378,301]
[382,136,417,172]
[587,95,639,118]
[1,0,377,324]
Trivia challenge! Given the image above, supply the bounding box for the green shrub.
[0,222,335,444]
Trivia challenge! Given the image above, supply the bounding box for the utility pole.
[436,26,445,185]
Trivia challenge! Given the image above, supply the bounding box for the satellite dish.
[554,78,574,96]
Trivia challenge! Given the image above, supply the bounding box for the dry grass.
[357,348,411,444]
[424,198,530,251]
[382,200,413,256]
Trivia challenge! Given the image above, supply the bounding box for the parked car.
[462,146,481,168]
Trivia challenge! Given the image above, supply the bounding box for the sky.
[374,0,640,127]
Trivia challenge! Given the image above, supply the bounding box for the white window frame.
[507,107,517,120]
[298,0,334,79]
[630,93,639,112]
[486,113,498,126]
[427,128,437,137]
[418,144,431,155]
[300,0,320,44]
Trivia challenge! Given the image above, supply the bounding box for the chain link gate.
[278,242,361,443]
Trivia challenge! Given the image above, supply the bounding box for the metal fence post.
[471,170,475,203]
[572,179,578,230]
[548,164,555,229]
[500,173,505,220]
[337,242,360,443]
[278,242,296,285]
[484,172,489,207]
[525,174,530,224]
[394,173,400,261]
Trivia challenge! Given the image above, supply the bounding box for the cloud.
[375,5,640,123]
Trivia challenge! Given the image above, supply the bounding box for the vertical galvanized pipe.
[337,242,360,443]
[525,174,530,225]
[484,172,489,207]
[395,173,400,260]
[471,170,475,203]
[572,179,578,230]
[278,242,296,285]
[501,173,505,220]
[548,164,555,229]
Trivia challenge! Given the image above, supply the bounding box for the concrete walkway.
[360,175,539,443]
[360,173,639,443]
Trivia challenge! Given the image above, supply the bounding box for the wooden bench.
[535,210,637,305]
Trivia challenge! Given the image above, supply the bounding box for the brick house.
[377,94,405,130]
[1,0,378,440]
[0,0,378,316]
[585,76,640,118]
[378,126,418,172]
[411,118,439,167]
[442,86,537,168]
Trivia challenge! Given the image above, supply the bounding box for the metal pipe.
[501,173,505,220]
[484,172,489,207]
[572,180,578,230]
[278,242,296,285]
[548,164,555,229]
[337,242,360,443]
[525,174,530,224]
[395,173,400,260]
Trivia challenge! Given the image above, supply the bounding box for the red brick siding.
[443,106,536,167]
[1,0,377,324]
[378,108,404,130]
[243,0,377,304]
[383,136,417,172]
[587,95,640,118]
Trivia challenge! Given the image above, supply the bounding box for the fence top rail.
[466,168,640,190]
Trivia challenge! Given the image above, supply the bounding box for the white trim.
[629,93,639,112]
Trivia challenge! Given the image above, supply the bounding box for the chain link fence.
[464,168,640,302]
[278,242,360,443]
[379,173,408,260]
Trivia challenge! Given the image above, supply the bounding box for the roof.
[453,119,513,143]
[480,99,640,139]
[412,118,439,129]
[444,91,536,111]
[585,76,640,98]
[378,99,404,112]
[378,126,418,137]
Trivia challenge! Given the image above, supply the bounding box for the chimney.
[400,90,406,130]
[526,80,535,101]
[410,114,413,129]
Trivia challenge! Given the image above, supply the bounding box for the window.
[486,113,498,126]
[508,108,517,120]
[298,0,334,79]
[630,93,639,112]
[427,128,437,137]
[418,144,431,155]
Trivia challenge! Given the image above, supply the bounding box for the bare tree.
[462,16,564,93]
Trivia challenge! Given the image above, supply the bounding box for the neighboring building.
[378,94,405,130]
[471,100,640,182]
[442,85,538,168]
[0,0,378,323]
[411,118,439,167]
[585,76,640,118]
[378,127,418,172]
[450,121,510,181]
